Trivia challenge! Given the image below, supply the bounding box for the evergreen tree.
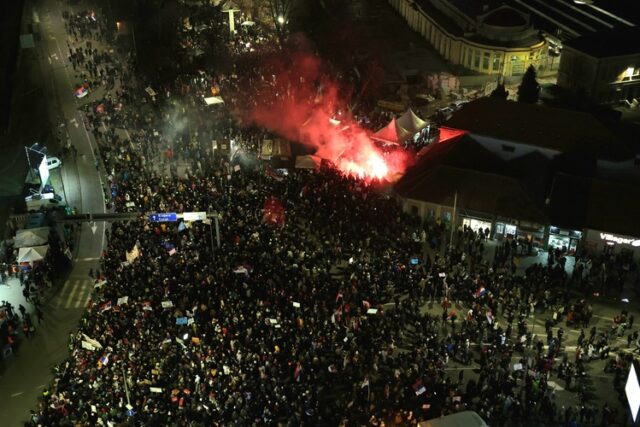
[517,65,540,103]
[490,83,509,100]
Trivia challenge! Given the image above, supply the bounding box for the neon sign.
[600,233,640,247]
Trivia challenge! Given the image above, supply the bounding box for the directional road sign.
[149,213,178,222]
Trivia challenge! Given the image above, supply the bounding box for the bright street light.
[277,15,285,25]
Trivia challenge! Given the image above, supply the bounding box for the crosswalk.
[55,278,93,309]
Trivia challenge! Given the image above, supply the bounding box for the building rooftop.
[549,174,640,237]
[562,27,640,58]
[397,164,547,223]
[483,7,527,27]
[446,97,619,154]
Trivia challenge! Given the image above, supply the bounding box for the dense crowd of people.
[23,2,640,427]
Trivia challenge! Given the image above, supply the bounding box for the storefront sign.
[600,233,640,247]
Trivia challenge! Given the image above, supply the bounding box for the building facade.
[388,0,548,76]
[557,27,640,103]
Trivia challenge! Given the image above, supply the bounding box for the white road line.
[585,3,635,27]
[531,0,596,32]
[64,280,82,309]
[55,280,71,308]
[552,0,614,29]
[516,0,581,37]
[10,392,24,398]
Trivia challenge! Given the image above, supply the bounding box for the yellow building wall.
[389,0,546,76]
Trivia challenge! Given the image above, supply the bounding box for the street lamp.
[277,15,285,25]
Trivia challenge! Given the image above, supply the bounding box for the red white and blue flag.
[475,286,487,298]
[74,85,89,98]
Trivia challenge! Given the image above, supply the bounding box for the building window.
[493,54,501,71]
[411,205,419,216]
[502,144,515,153]
[442,211,452,222]
[483,52,490,70]
[467,48,472,67]
[474,51,480,69]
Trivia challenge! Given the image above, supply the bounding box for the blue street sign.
[149,213,177,222]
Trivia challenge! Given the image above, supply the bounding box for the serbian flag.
[475,286,487,298]
[98,353,110,368]
[336,292,344,303]
[74,85,89,98]
[263,197,285,226]
[100,301,112,312]
[293,362,302,382]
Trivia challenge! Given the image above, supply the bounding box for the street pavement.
[0,0,106,424]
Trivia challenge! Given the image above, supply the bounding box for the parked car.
[25,192,65,212]
[47,156,62,170]
[450,99,469,110]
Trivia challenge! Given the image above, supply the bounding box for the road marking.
[64,280,83,309]
[75,257,99,261]
[10,392,24,398]
[35,384,46,389]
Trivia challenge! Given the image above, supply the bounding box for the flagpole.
[449,191,458,251]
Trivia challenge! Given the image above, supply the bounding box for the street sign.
[626,363,640,423]
[183,212,207,221]
[149,213,177,222]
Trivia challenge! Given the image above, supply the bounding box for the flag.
[178,221,186,232]
[361,377,369,388]
[74,85,89,98]
[100,301,112,312]
[475,286,487,298]
[98,353,110,368]
[336,292,344,303]
[293,362,302,382]
[362,300,371,310]
[263,197,285,226]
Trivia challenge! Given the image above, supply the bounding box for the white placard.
[117,296,129,305]
[161,301,173,308]
[367,308,378,315]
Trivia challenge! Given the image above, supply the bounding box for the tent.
[204,96,224,105]
[397,109,428,134]
[17,245,49,266]
[14,227,50,248]
[295,155,322,170]
[371,118,411,145]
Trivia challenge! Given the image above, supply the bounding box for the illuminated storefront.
[583,229,640,260]
[462,217,492,234]
[547,226,582,254]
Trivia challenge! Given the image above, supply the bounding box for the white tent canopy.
[204,96,224,105]
[397,109,428,134]
[371,118,411,145]
[17,245,49,265]
[14,227,50,248]
[295,155,322,170]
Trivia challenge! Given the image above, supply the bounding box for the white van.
[25,193,65,212]
[419,411,488,427]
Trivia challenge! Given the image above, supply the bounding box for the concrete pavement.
[0,0,106,424]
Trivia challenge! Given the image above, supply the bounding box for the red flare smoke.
[243,51,411,182]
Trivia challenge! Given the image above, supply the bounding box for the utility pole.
[449,191,458,251]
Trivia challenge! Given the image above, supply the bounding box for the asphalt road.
[0,0,106,424]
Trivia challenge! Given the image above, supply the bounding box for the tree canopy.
[517,65,540,104]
